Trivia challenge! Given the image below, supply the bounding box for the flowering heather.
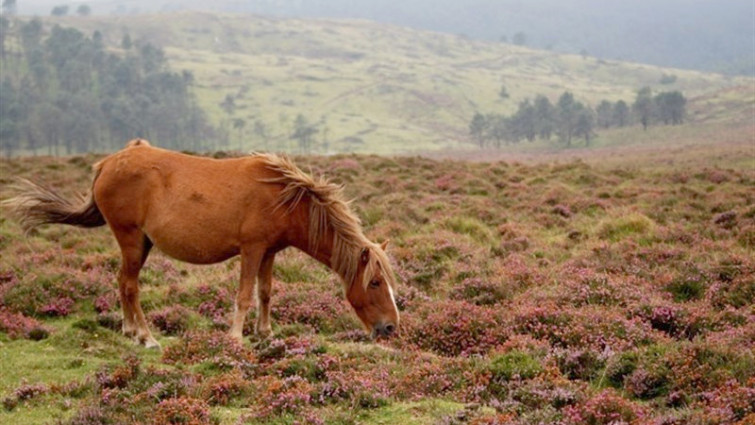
[563,388,648,425]
[0,308,46,339]
[201,371,250,406]
[2,149,754,423]
[152,396,211,425]
[272,286,349,332]
[402,299,509,357]
[148,304,194,335]
[162,330,256,367]
[249,375,315,418]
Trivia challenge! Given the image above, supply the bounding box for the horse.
[4,139,399,348]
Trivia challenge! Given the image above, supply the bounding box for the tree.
[253,120,269,150]
[291,114,317,153]
[51,5,69,16]
[655,91,686,125]
[76,5,92,17]
[556,92,579,147]
[533,95,555,140]
[498,85,510,100]
[19,19,43,53]
[613,100,630,127]
[0,16,9,60]
[2,0,17,16]
[633,87,654,130]
[510,99,536,142]
[469,112,488,148]
[512,32,527,46]
[0,78,20,157]
[596,100,613,129]
[232,118,246,151]
[574,107,596,146]
[121,33,132,50]
[220,94,236,116]
[485,114,509,148]
[0,25,217,154]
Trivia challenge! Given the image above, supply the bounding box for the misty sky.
[7,0,754,74]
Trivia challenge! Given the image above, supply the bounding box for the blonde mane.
[257,153,395,291]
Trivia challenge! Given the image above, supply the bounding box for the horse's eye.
[369,279,380,289]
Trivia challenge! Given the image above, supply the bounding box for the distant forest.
[470,89,687,149]
[0,18,216,156]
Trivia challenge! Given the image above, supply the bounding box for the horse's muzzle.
[373,322,397,338]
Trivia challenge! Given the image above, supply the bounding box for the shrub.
[403,300,507,357]
[554,348,603,381]
[148,305,194,335]
[152,397,211,425]
[625,367,670,399]
[604,351,639,388]
[272,287,349,333]
[38,296,75,317]
[0,308,47,340]
[251,376,314,418]
[162,330,255,368]
[563,388,647,425]
[202,372,250,406]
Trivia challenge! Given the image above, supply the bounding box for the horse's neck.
[291,222,337,272]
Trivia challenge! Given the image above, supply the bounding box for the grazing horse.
[4,139,399,348]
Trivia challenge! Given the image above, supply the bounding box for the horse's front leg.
[255,252,276,339]
[229,245,264,342]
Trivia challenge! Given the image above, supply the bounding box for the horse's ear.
[360,247,370,265]
[380,240,390,251]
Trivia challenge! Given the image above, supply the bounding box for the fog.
[9,0,753,74]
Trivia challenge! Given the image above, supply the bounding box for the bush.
[152,397,211,425]
[563,388,647,425]
[148,305,194,335]
[162,330,255,368]
[403,300,507,357]
[0,308,47,340]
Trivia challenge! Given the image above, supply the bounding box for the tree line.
[469,88,687,148]
[0,18,216,157]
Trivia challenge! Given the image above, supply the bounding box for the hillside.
[1,143,753,424]
[28,11,753,155]
[17,0,755,75]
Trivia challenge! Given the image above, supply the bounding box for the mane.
[256,153,396,291]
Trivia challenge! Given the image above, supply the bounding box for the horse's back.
[94,144,285,264]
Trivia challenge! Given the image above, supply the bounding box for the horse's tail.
[2,165,106,233]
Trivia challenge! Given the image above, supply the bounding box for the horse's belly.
[144,221,240,264]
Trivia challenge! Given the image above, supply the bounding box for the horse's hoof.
[136,334,161,349]
[143,338,161,350]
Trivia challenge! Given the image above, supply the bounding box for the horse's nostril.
[385,324,395,335]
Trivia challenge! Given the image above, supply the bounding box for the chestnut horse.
[4,139,399,348]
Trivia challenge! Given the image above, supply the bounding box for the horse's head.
[347,241,399,338]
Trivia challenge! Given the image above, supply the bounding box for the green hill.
[9,12,755,154]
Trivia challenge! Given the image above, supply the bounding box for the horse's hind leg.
[113,227,159,348]
[255,252,275,338]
